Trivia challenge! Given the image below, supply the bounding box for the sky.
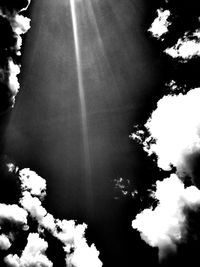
[1,0,200,266]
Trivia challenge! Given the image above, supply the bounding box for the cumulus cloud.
[8,59,20,97]
[0,0,31,109]
[148,9,171,39]
[132,88,200,180]
[0,234,11,250]
[66,239,102,267]
[20,192,47,221]
[132,174,200,261]
[0,203,28,225]
[19,168,46,198]
[131,1,200,263]
[4,233,53,267]
[165,30,200,61]
[0,203,28,254]
[0,165,103,267]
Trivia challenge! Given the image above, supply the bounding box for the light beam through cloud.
[69,0,93,213]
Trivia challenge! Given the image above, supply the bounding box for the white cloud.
[15,167,103,267]
[10,15,31,35]
[0,203,28,226]
[165,30,200,61]
[4,233,53,267]
[20,192,47,221]
[19,168,46,198]
[148,9,171,39]
[0,2,32,108]
[40,214,56,232]
[67,241,102,267]
[9,14,31,56]
[132,174,200,260]
[0,234,11,250]
[132,88,200,176]
[52,220,103,267]
[8,59,21,97]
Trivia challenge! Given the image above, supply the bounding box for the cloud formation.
[4,233,53,267]
[0,0,31,110]
[132,174,200,260]
[131,1,200,263]
[165,30,200,61]
[148,9,171,39]
[0,234,11,250]
[0,164,102,267]
[19,168,46,199]
[132,88,200,180]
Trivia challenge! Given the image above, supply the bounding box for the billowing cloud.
[132,88,200,181]
[148,9,171,39]
[132,174,200,261]
[66,238,102,267]
[0,203,28,225]
[0,165,103,267]
[4,233,53,267]
[20,191,47,221]
[19,168,46,198]
[0,234,11,250]
[9,14,31,56]
[0,0,31,109]
[0,203,28,254]
[131,1,200,263]
[165,30,200,61]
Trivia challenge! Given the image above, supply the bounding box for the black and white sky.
[1,0,200,266]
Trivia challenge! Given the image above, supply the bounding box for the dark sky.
[0,0,172,266]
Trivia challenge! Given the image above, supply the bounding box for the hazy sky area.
[2,0,200,266]
[1,0,164,266]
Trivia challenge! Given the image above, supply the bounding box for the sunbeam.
[69,0,93,213]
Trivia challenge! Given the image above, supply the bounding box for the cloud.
[57,221,102,267]
[0,203,28,253]
[8,59,21,97]
[148,9,171,39]
[19,168,46,199]
[132,88,200,181]
[20,192,47,221]
[6,14,31,56]
[0,0,31,109]
[0,234,11,250]
[165,30,200,61]
[0,203,28,226]
[131,3,200,263]
[0,0,31,13]
[0,165,103,267]
[132,174,200,261]
[66,240,102,267]
[113,177,137,199]
[4,233,53,267]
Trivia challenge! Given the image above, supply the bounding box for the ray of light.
[69,0,94,213]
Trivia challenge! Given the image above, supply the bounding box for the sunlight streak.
[69,0,93,213]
